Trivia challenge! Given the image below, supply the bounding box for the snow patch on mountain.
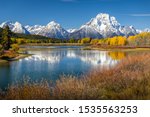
[67,29,77,33]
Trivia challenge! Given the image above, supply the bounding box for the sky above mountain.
[0,0,150,30]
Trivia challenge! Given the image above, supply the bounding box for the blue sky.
[0,0,150,29]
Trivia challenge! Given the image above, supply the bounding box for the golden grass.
[3,79,52,100]
[0,53,150,100]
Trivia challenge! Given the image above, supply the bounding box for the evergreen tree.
[1,25,12,50]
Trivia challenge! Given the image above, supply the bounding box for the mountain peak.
[84,13,122,37]
[14,21,22,26]
[87,13,120,26]
[12,21,30,34]
[96,13,110,19]
[47,21,60,27]
[0,21,14,29]
[1,21,13,24]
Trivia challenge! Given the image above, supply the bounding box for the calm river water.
[0,46,125,89]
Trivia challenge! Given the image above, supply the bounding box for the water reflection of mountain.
[23,50,124,67]
[24,50,67,64]
[67,50,119,67]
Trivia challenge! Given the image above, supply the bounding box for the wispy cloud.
[130,14,150,17]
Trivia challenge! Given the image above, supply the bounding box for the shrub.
[11,44,19,52]
[81,38,91,44]
[128,32,150,46]
[16,38,26,45]
[4,79,51,100]
[0,45,3,55]
[90,39,100,45]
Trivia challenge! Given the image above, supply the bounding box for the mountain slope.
[70,25,103,39]
[119,26,137,37]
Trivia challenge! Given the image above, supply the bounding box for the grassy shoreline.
[0,54,31,64]
[0,59,8,64]
[20,43,84,46]
[7,54,31,61]
[0,53,150,100]
[82,45,150,52]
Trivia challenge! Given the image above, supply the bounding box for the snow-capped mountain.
[136,28,150,33]
[70,13,137,38]
[0,13,143,39]
[0,21,29,34]
[25,21,69,39]
[0,21,15,30]
[143,28,150,32]
[25,25,45,34]
[36,21,69,39]
[12,22,30,34]
[86,13,122,37]
[70,25,103,39]
[120,26,137,37]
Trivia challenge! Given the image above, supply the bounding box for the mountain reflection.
[24,50,126,67]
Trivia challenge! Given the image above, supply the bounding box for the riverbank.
[20,43,150,52]
[21,43,84,46]
[20,44,150,53]
[7,54,31,61]
[0,59,8,64]
[0,54,31,64]
[82,45,150,52]
[1,52,150,100]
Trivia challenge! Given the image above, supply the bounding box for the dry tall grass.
[1,53,150,100]
[3,79,52,100]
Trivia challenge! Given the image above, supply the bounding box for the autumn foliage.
[80,32,150,46]
[128,32,150,46]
